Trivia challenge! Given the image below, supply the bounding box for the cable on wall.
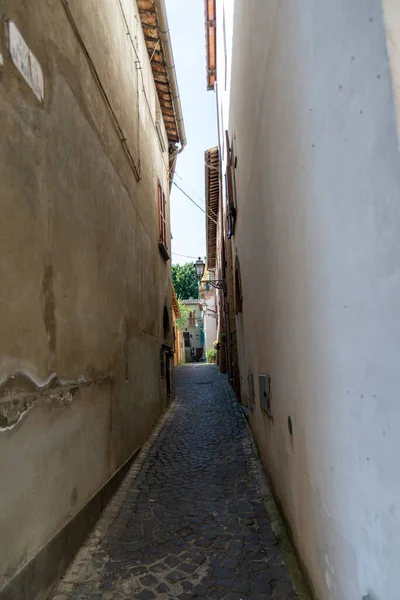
[116,0,171,178]
[60,0,141,181]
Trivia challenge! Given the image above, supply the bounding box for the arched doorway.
[162,305,172,402]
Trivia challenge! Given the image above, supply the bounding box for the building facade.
[199,270,218,355]
[181,300,205,362]
[172,287,185,366]
[206,1,400,600]
[205,0,240,394]
[0,1,185,598]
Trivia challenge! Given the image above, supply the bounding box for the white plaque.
[8,21,44,102]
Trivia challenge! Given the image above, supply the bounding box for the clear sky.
[165,0,217,266]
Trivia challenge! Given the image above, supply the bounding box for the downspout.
[155,0,187,155]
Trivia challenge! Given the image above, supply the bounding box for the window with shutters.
[158,180,169,260]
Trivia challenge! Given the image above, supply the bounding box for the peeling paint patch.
[0,369,115,398]
[46,389,76,407]
[0,395,37,431]
[0,53,3,66]
[0,386,78,432]
[0,371,114,432]
[59,375,87,386]
[0,371,57,396]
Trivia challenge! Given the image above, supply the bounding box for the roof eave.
[204,0,217,91]
[205,146,219,271]
[138,0,186,165]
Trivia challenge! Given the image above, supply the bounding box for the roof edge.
[155,0,187,153]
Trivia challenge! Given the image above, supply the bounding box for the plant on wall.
[206,348,217,363]
[176,299,189,331]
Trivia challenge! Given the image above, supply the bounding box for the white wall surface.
[202,293,218,353]
[181,302,204,360]
[228,1,400,599]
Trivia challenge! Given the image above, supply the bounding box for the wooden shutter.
[158,181,163,241]
[225,130,236,238]
[158,182,167,244]
[162,192,166,244]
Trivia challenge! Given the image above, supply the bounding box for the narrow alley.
[49,365,301,600]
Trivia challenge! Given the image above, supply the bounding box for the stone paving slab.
[48,365,303,600]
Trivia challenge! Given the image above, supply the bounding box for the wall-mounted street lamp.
[194,257,206,281]
[194,257,226,292]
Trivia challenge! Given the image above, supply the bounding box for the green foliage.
[176,299,189,331]
[206,348,217,363]
[172,262,199,300]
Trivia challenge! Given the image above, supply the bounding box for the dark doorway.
[163,306,170,340]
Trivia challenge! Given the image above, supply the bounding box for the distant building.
[199,270,218,354]
[180,300,205,362]
[172,287,185,366]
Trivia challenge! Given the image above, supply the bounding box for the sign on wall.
[8,21,44,102]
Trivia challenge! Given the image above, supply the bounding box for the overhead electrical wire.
[172,252,199,260]
[62,0,220,229]
[116,0,172,176]
[61,0,178,183]
[172,181,218,225]
[170,171,219,222]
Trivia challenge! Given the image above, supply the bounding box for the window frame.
[158,180,169,260]
[225,131,237,238]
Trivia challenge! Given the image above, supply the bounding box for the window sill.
[158,241,170,261]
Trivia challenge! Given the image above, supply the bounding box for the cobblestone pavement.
[49,365,299,600]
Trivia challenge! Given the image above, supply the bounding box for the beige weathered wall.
[0,0,173,591]
[173,313,185,366]
[229,1,400,599]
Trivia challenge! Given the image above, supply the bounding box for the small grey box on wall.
[258,374,272,416]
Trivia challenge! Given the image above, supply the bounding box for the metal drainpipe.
[155,0,187,155]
